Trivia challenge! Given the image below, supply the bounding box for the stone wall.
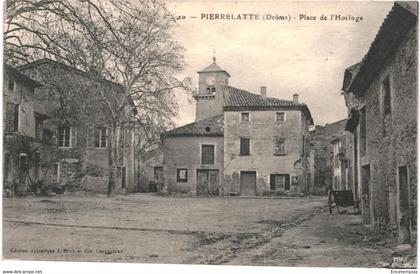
[162,136,224,194]
[310,119,346,194]
[357,25,417,237]
[3,72,36,138]
[19,61,137,194]
[224,109,309,195]
[195,85,225,121]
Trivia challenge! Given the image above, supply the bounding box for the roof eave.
[197,70,231,77]
[349,3,417,96]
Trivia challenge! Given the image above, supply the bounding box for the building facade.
[19,59,137,194]
[162,58,313,196]
[342,2,417,244]
[3,65,47,196]
[309,119,347,194]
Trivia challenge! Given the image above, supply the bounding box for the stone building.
[331,132,349,191]
[161,58,313,196]
[309,119,347,194]
[136,148,163,192]
[19,59,137,194]
[342,2,417,244]
[3,64,48,195]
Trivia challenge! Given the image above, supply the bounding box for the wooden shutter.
[5,103,15,133]
[13,104,19,132]
[52,127,58,146]
[70,127,77,148]
[285,175,290,190]
[103,127,108,147]
[87,127,94,147]
[201,145,215,165]
[240,138,250,155]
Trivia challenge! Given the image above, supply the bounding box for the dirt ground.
[2,193,415,267]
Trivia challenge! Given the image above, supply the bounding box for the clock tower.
[194,57,230,121]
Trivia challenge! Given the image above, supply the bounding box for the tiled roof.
[161,114,224,137]
[198,58,230,76]
[222,85,313,125]
[19,58,138,115]
[348,2,417,95]
[222,86,302,108]
[19,58,123,89]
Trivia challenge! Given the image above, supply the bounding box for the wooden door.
[240,171,256,196]
[196,170,208,195]
[208,170,219,195]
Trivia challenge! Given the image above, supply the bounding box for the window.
[154,166,163,181]
[241,112,250,122]
[240,137,250,155]
[276,112,285,122]
[382,76,391,115]
[177,168,188,182]
[94,127,107,148]
[270,174,290,191]
[58,126,70,147]
[13,104,19,132]
[201,144,215,165]
[57,126,77,148]
[35,117,43,140]
[274,137,286,155]
[120,127,130,148]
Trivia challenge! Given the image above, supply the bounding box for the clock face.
[206,76,217,86]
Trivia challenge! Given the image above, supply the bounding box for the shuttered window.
[201,145,215,165]
[94,127,107,148]
[5,103,15,133]
[274,137,286,155]
[270,174,290,191]
[57,126,77,148]
[240,137,250,155]
[58,126,70,147]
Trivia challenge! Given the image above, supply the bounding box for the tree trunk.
[107,126,117,197]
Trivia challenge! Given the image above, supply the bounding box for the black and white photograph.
[1,0,418,273]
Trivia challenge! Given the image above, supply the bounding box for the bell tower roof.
[198,57,231,77]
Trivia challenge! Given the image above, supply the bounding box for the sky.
[166,0,394,127]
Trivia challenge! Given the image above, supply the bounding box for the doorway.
[196,169,219,195]
[361,165,371,224]
[240,171,256,196]
[398,165,411,244]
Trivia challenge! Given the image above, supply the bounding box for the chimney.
[260,86,267,98]
[293,93,299,103]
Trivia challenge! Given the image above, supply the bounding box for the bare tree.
[5,0,192,196]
